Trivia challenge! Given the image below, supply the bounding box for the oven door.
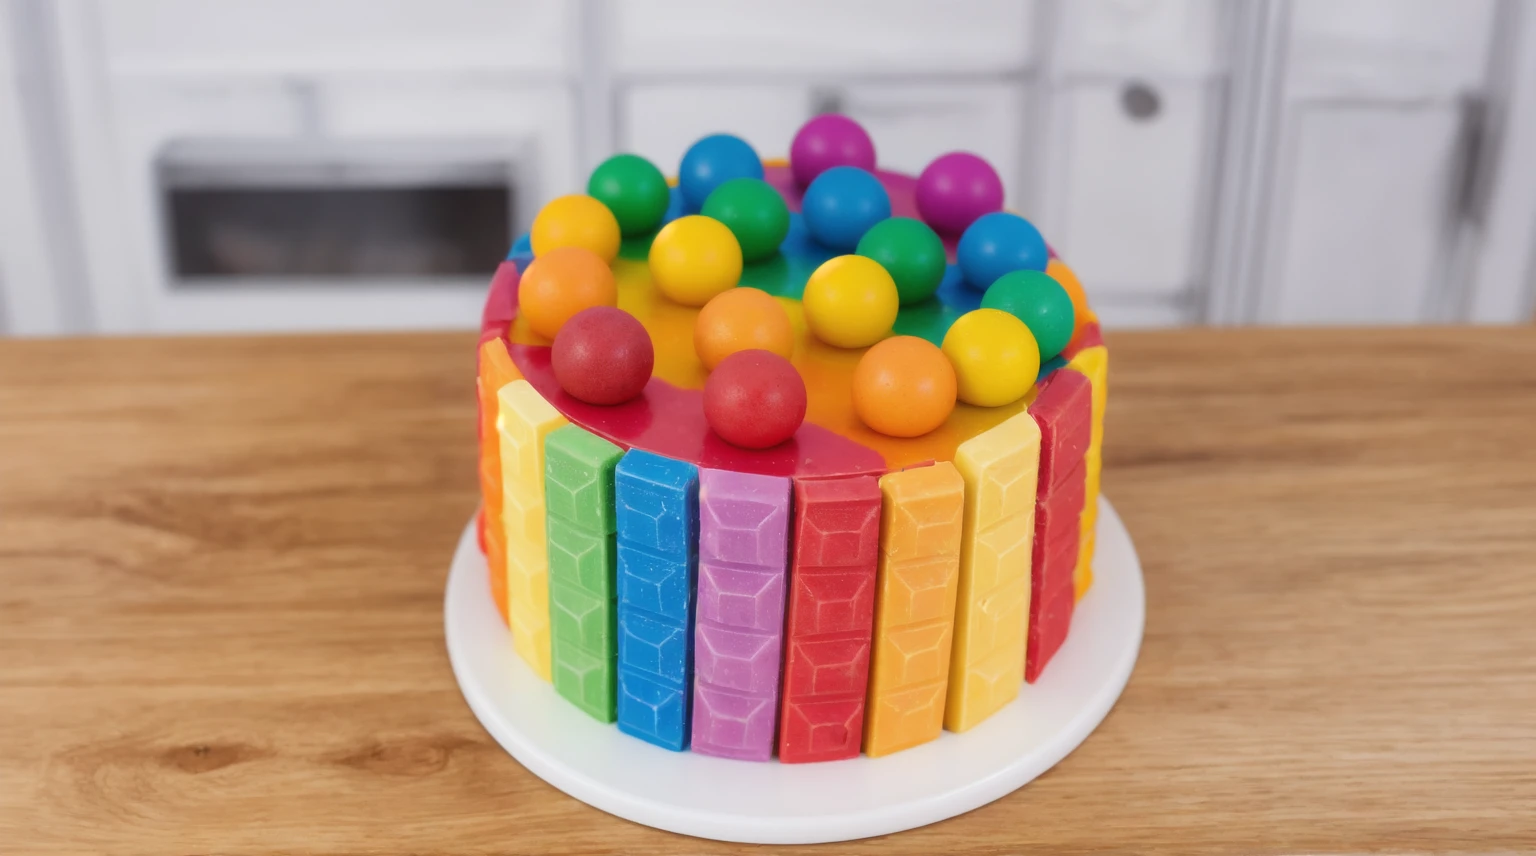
[151,137,532,332]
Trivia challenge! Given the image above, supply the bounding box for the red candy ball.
[551,306,654,405]
[703,350,806,449]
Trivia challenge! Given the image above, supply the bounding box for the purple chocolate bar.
[691,469,792,761]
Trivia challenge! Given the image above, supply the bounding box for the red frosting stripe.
[505,341,887,478]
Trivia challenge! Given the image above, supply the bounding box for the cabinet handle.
[810,87,846,117]
[1121,81,1161,122]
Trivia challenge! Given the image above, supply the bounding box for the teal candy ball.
[855,217,947,306]
[701,177,790,263]
[980,270,1077,361]
[587,153,671,237]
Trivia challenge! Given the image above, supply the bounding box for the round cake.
[474,117,1108,764]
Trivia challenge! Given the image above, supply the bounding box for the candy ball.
[852,336,957,438]
[551,306,654,405]
[980,270,1077,361]
[701,177,790,263]
[802,255,899,349]
[956,211,1049,291]
[1046,258,1091,340]
[855,217,947,305]
[801,165,892,252]
[941,308,1040,407]
[518,247,617,339]
[678,133,764,211]
[531,194,621,262]
[916,151,1004,236]
[587,153,670,237]
[694,287,795,370]
[790,114,877,188]
[703,349,807,449]
[648,215,743,306]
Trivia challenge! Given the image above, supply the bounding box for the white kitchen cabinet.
[1230,0,1503,326]
[1264,105,1463,324]
[613,0,1038,75]
[96,0,576,76]
[1055,0,1227,78]
[1036,78,1220,299]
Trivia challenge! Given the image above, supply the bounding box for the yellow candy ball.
[802,255,899,349]
[531,194,621,262]
[941,308,1040,407]
[648,215,743,306]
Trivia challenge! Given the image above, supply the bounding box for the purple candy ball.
[915,151,1004,236]
[790,114,877,188]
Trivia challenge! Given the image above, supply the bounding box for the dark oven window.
[167,185,512,281]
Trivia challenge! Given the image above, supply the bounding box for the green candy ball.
[588,153,670,237]
[855,217,946,306]
[981,270,1077,361]
[700,177,789,263]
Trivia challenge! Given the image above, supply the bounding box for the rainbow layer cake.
[474,115,1108,763]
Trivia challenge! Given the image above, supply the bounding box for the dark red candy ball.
[703,349,807,449]
[551,306,654,405]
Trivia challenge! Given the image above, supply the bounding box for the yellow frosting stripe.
[864,462,965,757]
[945,412,1041,732]
[1066,345,1109,600]
[497,379,568,680]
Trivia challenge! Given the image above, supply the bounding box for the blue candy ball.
[678,134,764,211]
[956,211,1049,290]
[801,165,892,252]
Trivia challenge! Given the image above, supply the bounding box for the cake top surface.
[486,147,1101,479]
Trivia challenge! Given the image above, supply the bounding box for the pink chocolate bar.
[691,469,792,761]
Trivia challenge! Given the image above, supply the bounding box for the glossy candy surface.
[956,212,1049,291]
[691,469,792,761]
[702,350,807,449]
[648,215,743,307]
[519,247,617,340]
[790,114,877,188]
[551,306,654,406]
[915,152,1003,236]
[851,336,957,438]
[678,134,764,211]
[802,255,899,349]
[801,166,891,252]
[545,426,624,722]
[701,177,791,262]
[855,217,947,306]
[693,287,794,371]
[945,412,1039,732]
[588,154,671,237]
[498,380,570,680]
[864,463,965,757]
[778,475,882,763]
[532,194,621,262]
[614,450,700,751]
[1026,372,1093,683]
[981,270,1077,362]
[941,309,1040,407]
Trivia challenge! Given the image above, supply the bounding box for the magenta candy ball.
[790,114,877,188]
[916,151,1004,236]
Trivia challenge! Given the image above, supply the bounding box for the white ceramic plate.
[445,498,1144,845]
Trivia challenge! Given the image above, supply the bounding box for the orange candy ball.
[852,335,958,438]
[693,287,795,370]
[1046,258,1090,338]
[518,247,617,340]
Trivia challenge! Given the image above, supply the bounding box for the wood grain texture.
[1,328,1534,854]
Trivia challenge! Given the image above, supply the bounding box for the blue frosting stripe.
[614,449,699,751]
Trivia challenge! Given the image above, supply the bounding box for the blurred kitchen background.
[1,0,1534,336]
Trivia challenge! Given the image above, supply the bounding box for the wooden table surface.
[2,328,1534,854]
